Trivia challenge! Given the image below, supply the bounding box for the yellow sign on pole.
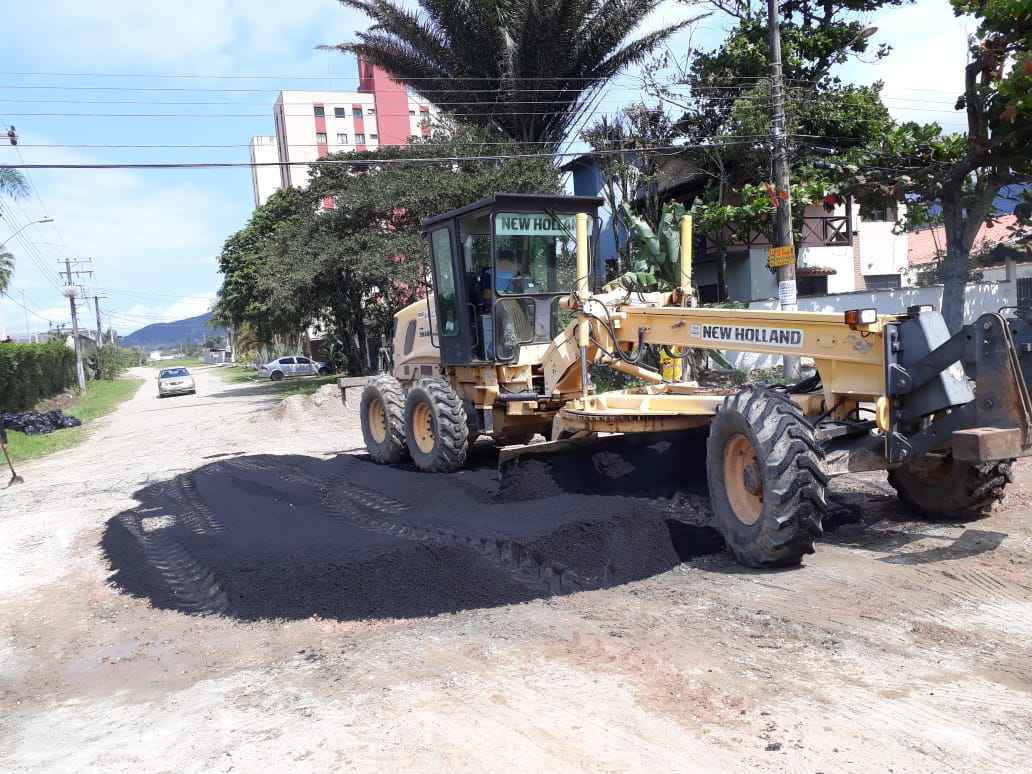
[767,244,795,268]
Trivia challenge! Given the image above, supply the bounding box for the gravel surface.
[2,365,1032,773]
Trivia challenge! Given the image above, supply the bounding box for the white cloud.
[3,0,371,73]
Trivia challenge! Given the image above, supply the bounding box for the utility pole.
[767,0,799,381]
[59,258,92,391]
[92,294,107,378]
[19,289,30,340]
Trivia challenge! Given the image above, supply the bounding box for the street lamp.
[0,217,54,249]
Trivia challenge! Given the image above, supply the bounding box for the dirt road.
[2,365,1031,772]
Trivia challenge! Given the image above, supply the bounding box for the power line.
[0,70,645,82]
[0,140,768,170]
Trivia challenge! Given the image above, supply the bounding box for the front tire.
[706,385,829,568]
[404,377,469,472]
[360,375,409,464]
[888,455,1013,521]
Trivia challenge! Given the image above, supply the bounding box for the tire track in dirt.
[223,457,604,595]
[116,510,230,616]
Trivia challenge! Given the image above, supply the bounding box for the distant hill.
[121,311,225,349]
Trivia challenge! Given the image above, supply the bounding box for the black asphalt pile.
[103,438,724,622]
[1,410,82,435]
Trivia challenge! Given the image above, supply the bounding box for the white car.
[259,356,330,381]
[157,367,196,397]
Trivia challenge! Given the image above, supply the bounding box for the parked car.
[259,356,331,381]
[157,367,195,397]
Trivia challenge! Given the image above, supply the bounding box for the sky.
[0,0,973,337]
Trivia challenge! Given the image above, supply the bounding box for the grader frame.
[359,196,1032,569]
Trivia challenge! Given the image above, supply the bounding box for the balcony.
[698,213,852,255]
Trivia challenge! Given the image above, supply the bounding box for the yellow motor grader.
[357,193,1032,568]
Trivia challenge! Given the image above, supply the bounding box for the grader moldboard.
[355,193,1032,568]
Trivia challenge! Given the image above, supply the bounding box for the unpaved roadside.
[1,365,1031,773]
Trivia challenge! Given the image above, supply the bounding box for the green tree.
[0,250,13,294]
[626,1,897,299]
[326,0,702,148]
[1,167,29,294]
[0,168,28,200]
[839,0,1032,330]
[215,126,561,374]
[580,103,677,271]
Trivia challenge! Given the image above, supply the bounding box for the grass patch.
[4,377,144,461]
[150,357,203,368]
[217,366,339,396]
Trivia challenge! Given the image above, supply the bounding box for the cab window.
[430,228,458,336]
[494,212,578,295]
[403,319,417,355]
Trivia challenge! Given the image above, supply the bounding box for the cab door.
[428,224,475,366]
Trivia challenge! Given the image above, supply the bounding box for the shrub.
[0,341,77,412]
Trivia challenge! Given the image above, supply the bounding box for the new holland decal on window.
[690,323,804,348]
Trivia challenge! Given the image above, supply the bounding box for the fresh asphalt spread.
[102,432,733,621]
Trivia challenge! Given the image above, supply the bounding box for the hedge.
[0,341,77,412]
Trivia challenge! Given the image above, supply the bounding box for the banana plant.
[614,200,685,291]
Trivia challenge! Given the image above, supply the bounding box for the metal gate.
[1018,276,1032,308]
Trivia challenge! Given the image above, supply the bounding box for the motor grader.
[356,193,1032,568]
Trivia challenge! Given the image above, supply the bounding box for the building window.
[409,110,416,116]
[355,133,366,144]
[315,132,327,144]
[798,275,829,297]
[860,203,895,222]
[313,106,324,117]
[353,107,363,119]
[334,107,347,118]
[865,273,903,290]
[369,134,378,142]
[336,132,349,144]
[367,108,376,115]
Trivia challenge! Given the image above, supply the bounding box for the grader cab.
[357,193,1032,570]
[360,193,604,471]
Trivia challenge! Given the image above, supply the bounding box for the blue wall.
[566,158,619,287]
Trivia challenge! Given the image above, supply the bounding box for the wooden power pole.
[767,0,799,380]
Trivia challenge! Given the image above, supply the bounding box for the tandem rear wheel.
[403,377,470,473]
[888,454,1013,521]
[360,375,409,464]
[706,385,829,568]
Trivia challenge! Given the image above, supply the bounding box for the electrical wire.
[0,140,767,170]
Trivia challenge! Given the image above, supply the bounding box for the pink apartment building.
[250,57,437,206]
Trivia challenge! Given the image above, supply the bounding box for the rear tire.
[360,375,409,464]
[706,385,829,568]
[888,455,1013,521]
[270,371,284,382]
[404,377,469,472]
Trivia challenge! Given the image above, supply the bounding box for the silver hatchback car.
[157,367,196,397]
[259,356,329,381]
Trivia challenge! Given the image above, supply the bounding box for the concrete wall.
[857,220,909,277]
[725,279,1017,371]
[249,136,281,207]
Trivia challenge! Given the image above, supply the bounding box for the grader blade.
[496,431,707,502]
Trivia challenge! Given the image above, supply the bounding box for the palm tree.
[0,168,29,200]
[326,0,701,148]
[0,250,14,295]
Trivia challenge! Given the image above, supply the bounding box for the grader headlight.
[844,308,877,328]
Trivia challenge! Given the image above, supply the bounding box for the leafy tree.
[326,0,701,147]
[580,103,677,269]
[215,125,560,374]
[0,250,13,295]
[0,168,28,200]
[838,0,1032,330]
[0,167,29,293]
